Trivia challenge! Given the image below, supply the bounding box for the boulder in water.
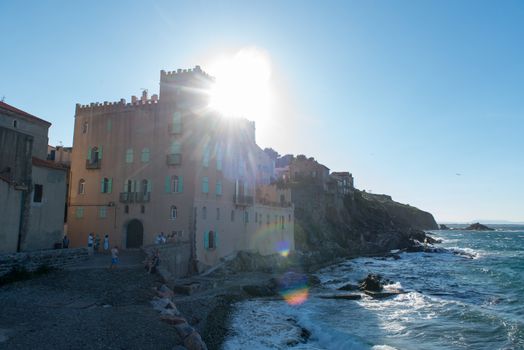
[464,222,494,231]
[359,274,383,292]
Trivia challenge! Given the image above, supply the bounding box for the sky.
[1,0,523,223]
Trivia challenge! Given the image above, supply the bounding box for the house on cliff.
[67,66,294,271]
[0,101,67,253]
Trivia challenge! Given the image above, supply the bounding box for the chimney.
[151,94,158,102]
[131,95,137,104]
[141,90,148,102]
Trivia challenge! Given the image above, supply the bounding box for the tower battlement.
[75,93,159,115]
[160,65,214,82]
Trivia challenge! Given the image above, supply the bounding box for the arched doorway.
[126,219,143,248]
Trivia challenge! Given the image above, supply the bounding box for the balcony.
[168,122,182,134]
[166,153,182,166]
[233,194,253,207]
[85,159,101,169]
[119,192,135,203]
[135,192,151,203]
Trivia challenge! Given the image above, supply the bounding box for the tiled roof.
[32,157,67,171]
[0,101,51,126]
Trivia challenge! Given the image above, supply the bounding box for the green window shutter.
[99,145,103,159]
[76,207,84,218]
[100,179,104,193]
[214,231,218,249]
[107,119,112,132]
[165,176,171,193]
[179,175,184,193]
[204,231,209,249]
[87,147,92,161]
[147,179,152,193]
[108,178,113,193]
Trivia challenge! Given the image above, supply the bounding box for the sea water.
[223,225,524,349]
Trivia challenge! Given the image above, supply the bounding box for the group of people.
[154,232,167,245]
[87,233,110,254]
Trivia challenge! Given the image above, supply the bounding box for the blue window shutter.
[179,175,184,193]
[147,179,152,193]
[108,178,113,193]
[99,145,103,159]
[204,231,209,249]
[165,176,171,193]
[87,147,92,161]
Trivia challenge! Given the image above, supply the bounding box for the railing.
[168,122,182,134]
[135,192,151,203]
[255,198,293,208]
[119,192,135,203]
[85,159,101,169]
[233,194,254,207]
[166,153,182,165]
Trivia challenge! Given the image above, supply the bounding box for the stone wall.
[0,248,88,277]
[143,242,190,279]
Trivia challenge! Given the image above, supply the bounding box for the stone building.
[67,66,294,270]
[329,171,354,196]
[0,102,67,253]
[288,155,330,190]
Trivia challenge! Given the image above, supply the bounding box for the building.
[329,171,354,196]
[0,102,67,253]
[67,66,294,270]
[288,155,330,190]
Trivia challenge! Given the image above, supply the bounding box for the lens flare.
[278,271,309,306]
[276,240,290,257]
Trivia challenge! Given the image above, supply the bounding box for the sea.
[222,225,524,350]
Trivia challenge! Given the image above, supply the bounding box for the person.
[144,249,160,274]
[160,232,167,244]
[87,233,94,256]
[62,235,70,249]
[94,234,101,253]
[110,246,119,269]
[103,234,110,252]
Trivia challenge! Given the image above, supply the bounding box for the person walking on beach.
[94,234,101,253]
[87,233,94,256]
[110,246,119,269]
[103,234,110,253]
[62,235,69,249]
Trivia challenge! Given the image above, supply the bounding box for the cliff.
[289,183,438,257]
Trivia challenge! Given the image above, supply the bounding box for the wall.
[143,242,191,278]
[24,165,67,250]
[0,180,22,253]
[0,109,49,160]
[0,248,88,278]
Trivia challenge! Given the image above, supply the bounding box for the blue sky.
[1,0,523,222]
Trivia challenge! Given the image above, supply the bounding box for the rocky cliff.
[289,183,438,257]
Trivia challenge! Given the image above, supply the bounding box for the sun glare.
[208,48,272,121]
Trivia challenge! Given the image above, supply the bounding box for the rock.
[337,283,359,291]
[364,290,405,298]
[151,297,179,315]
[242,284,276,297]
[440,224,450,230]
[318,294,362,300]
[160,315,188,325]
[359,274,383,292]
[183,331,208,350]
[307,274,321,286]
[174,323,195,339]
[158,284,175,298]
[464,223,494,231]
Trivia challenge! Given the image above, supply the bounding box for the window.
[267,214,270,225]
[216,180,222,195]
[255,212,258,223]
[170,141,181,154]
[280,194,285,204]
[75,207,84,218]
[101,177,112,193]
[82,121,88,134]
[172,112,182,133]
[202,206,207,220]
[125,148,134,163]
[13,120,18,128]
[125,179,134,193]
[87,146,102,164]
[231,210,235,222]
[141,205,145,214]
[216,208,220,220]
[281,216,285,229]
[202,177,209,194]
[99,207,107,218]
[141,148,150,162]
[141,179,149,194]
[78,179,86,194]
[289,214,292,222]
[275,215,278,224]
[244,211,249,224]
[170,206,177,220]
[33,184,43,203]
[107,119,112,132]
[203,145,210,167]
[204,231,217,249]
[124,205,129,214]
[168,175,183,193]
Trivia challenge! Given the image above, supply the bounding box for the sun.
[207,48,273,121]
